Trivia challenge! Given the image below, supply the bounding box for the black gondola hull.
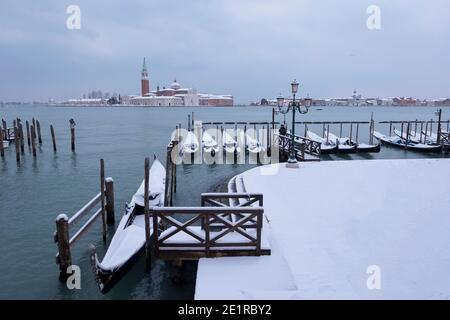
[356,143,381,153]
[91,244,145,294]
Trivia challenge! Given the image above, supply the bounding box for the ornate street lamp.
[277,79,310,167]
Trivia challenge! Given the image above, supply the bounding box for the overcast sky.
[1,0,449,103]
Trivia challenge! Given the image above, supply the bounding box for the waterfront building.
[132,59,232,107]
[60,98,106,106]
[198,93,234,106]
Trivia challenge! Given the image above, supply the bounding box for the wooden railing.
[201,193,263,228]
[273,132,321,160]
[439,132,450,145]
[149,206,266,258]
[53,159,115,278]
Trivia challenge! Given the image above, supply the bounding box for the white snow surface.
[195,159,450,299]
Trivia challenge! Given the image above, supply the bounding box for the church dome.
[170,79,181,90]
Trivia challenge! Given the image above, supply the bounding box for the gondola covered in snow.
[373,131,443,152]
[325,131,357,153]
[202,131,220,157]
[305,130,338,154]
[244,132,265,154]
[181,131,199,156]
[91,159,166,294]
[223,130,240,155]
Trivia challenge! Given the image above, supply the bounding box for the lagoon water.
[0,104,448,299]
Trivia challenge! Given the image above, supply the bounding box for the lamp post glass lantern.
[276,79,310,166]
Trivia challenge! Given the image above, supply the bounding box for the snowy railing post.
[55,214,71,279]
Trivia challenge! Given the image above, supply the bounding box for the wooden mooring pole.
[70,119,76,152]
[437,109,442,145]
[26,120,31,146]
[18,122,24,153]
[36,120,42,144]
[144,157,151,266]
[100,159,107,242]
[0,129,4,158]
[32,118,37,138]
[50,125,57,152]
[30,124,37,157]
[55,214,71,278]
[105,177,115,225]
[2,119,7,140]
[14,124,20,163]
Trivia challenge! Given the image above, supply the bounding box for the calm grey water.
[0,104,448,299]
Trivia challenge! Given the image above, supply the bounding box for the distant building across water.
[56,57,234,107]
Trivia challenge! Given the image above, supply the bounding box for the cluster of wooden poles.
[0,117,76,162]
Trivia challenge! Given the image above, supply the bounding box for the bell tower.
[141,57,150,96]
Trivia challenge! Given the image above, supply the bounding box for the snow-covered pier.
[195,158,450,299]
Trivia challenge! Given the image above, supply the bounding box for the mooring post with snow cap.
[55,214,71,279]
[105,177,115,225]
[144,157,151,267]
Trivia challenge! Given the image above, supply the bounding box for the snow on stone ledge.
[195,159,450,299]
